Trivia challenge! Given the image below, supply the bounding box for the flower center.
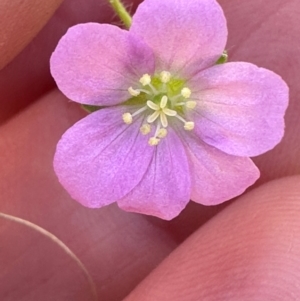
[122,71,196,146]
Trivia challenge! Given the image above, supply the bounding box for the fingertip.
[125,176,300,301]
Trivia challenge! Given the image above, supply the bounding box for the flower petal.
[188,62,289,156]
[177,128,260,205]
[54,106,154,208]
[50,23,155,106]
[130,0,227,77]
[118,128,191,220]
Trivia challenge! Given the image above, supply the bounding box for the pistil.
[146,96,177,128]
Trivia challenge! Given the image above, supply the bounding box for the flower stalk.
[109,0,132,28]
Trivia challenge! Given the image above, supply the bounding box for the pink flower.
[50,0,288,220]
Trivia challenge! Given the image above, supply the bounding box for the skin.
[0,0,300,300]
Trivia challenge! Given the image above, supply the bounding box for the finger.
[125,175,300,301]
[0,0,63,69]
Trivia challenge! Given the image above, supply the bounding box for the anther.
[139,74,151,86]
[157,128,168,138]
[128,87,140,97]
[186,101,197,109]
[181,87,192,99]
[140,124,151,135]
[122,113,133,124]
[148,137,160,146]
[184,121,195,131]
[160,71,171,83]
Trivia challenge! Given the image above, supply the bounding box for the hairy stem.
[109,0,132,29]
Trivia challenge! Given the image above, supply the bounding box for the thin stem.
[109,0,132,29]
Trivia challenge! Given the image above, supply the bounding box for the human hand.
[0,0,299,300]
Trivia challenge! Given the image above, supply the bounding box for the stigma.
[122,71,196,146]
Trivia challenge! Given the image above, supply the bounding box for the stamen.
[139,77,158,94]
[157,128,168,138]
[140,124,151,135]
[186,101,197,109]
[122,106,148,124]
[175,114,187,123]
[128,87,140,97]
[184,121,195,131]
[160,95,168,109]
[132,106,148,117]
[139,74,158,94]
[160,71,171,83]
[148,137,160,146]
[139,74,151,86]
[175,101,196,109]
[138,88,151,95]
[148,83,158,95]
[122,113,133,124]
[181,87,192,99]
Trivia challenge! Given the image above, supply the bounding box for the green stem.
[109,0,132,29]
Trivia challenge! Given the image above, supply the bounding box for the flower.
[50,0,288,220]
